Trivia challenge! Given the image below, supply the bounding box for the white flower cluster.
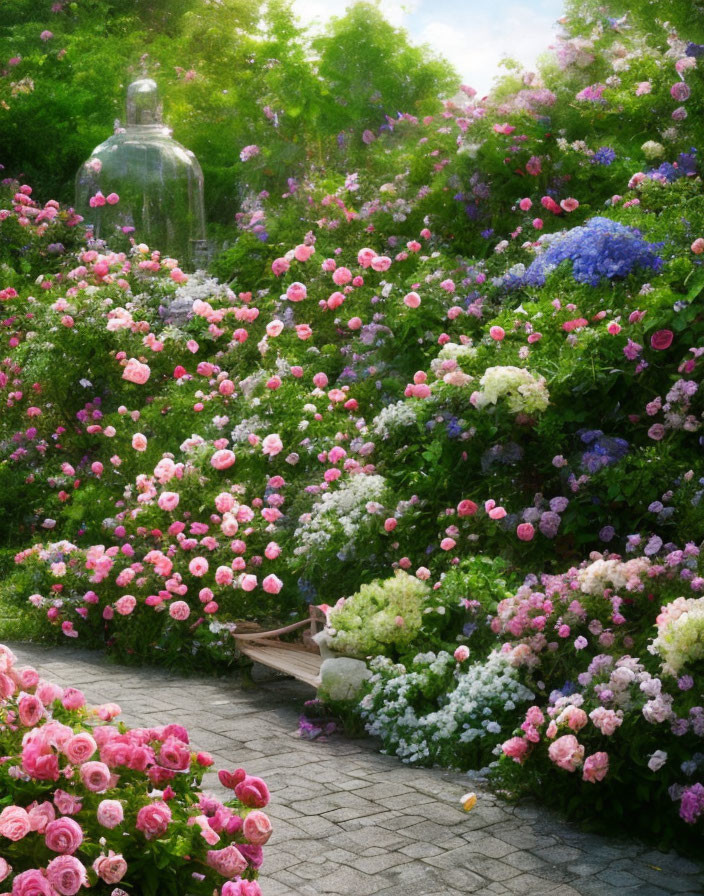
[360,651,533,765]
[231,416,264,444]
[293,474,388,558]
[372,402,419,439]
[577,555,651,595]
[474,366,550,415]
[649,596,704,676]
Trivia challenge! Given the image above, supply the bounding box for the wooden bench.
[233,605,327,688]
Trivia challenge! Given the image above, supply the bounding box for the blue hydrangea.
[593,146,616,166]
[523,217,663,287]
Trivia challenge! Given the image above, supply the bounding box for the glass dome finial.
[126,78,163,126]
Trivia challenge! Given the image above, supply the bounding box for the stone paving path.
[9,643,703,896]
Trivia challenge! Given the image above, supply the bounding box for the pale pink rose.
[262,434,283,456]
[169,601,191,621]
[691,238,704,255]
[243,810,272,845]
[489,326,505,341]
[454,645,470,662]
[131,433,147,451]
[206,845,248,877]
[122,358,150,384]
[0,806,31,840]
[266,319,284,337]
[61,688,86,710]
[189,556,209,577]
[158,491,180,512]
[0,858,9,882]
[296,323,313,340]
[211,449,236,470]
[557,705,588,732]
[241,574,258,592]
[80,760,111,793]
[589,706,623,735]
[548,734,584,772]
[357,247,376,267]
[293,244,314,262]
[215,566,234,586]
[64,732,97,764]
[45,816,84,853]
[46,855,88,895]
[332,266,352,285]
[27,801,55,833]
[215,492,236,513]
[582,751,609,783]
[371,255,391,271]
[96,799,124,829]
[440,538,456,551]
[403,291,421,308]
[560,197,579,212]
[93,851,128,884]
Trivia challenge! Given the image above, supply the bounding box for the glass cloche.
[76,78,206,267]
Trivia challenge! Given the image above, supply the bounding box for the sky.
[292,0,566,96]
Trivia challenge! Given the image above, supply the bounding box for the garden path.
[10,643,703,896]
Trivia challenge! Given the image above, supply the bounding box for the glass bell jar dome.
[76,78,206,268]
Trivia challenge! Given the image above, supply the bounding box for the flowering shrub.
[0,644,270,895]
[360,650,533,767]
[326,571,430,658]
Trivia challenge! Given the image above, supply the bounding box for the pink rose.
[206,844,248,877]
[650,329,673,351]
[403,291,421,308]
[92,851,128,884]
[262,434,283,456]
[243,810,272,845]
[582,751,609,783]
[8,870,54,896]
[115,595,136,616]
[64,732,97,764]
[158,736,191,771]
[489,326,505,341]
[235,775,270,808]
[136,801,172,839]
[0,859,9,882]
[211,449,236,470]
[80,760,111,792]
[0,806,31,841]
[262,574,283,595]
[96,799,124,829]
[27,802,55,833]
[516,523,535,542]
[46,856,89,896]
[548,734,584,772]
[18,694,44,727]
[45,817,84,854]
[285,281,307,302]
[169,600,191,621]
[158,491,180,512]
[454,645,470,662]
[222,881,262,896]
[122,358,150,384]
[501,736,529,764]
[457,499,477,517]
[61,688,85,710]
[131,432,147,451]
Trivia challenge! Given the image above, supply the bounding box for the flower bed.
[0,644,269,895]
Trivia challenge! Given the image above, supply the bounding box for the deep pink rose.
[650,329,673,351]
[18,694,44,727]
[45,817,84,854]
[158,736,191,771]
[235,775,270,808]
[222,881,262,896]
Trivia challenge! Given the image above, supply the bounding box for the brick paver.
[9,643,703,896]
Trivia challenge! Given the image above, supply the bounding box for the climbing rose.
[122,358,150,384]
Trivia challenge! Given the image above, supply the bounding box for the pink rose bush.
[0,644,269,895]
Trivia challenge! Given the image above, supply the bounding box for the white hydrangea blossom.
[293,474,387,557]
[372,402,419,438]
[649,596,704,676]
[474,366,550,414]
